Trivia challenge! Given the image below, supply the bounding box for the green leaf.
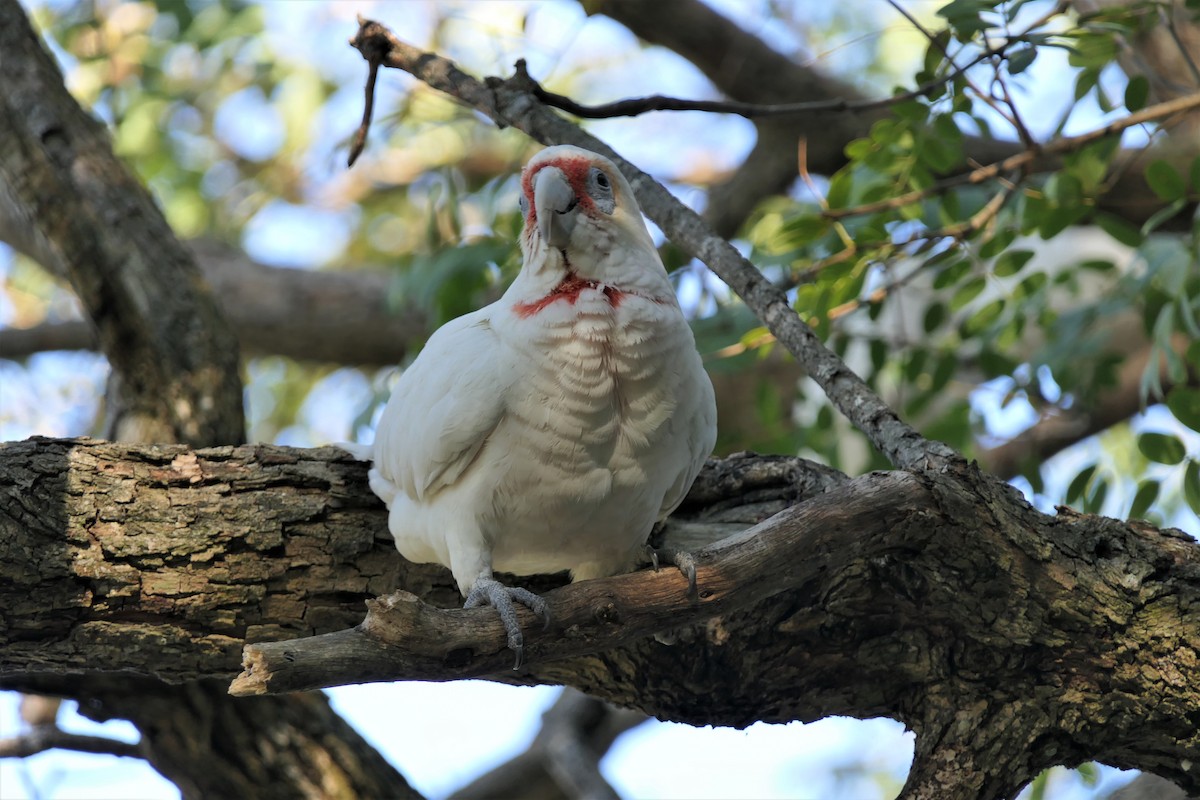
[994,249,1034,277]
[938,0,991,38]
[1083,476,1108,514]
[1038,205,1090,239]
[979,228,1017,259]
[1015,272,1047,300]
[869,338,889,373]
[1067,465,1096,504]
[1068,33,1118,68]
[1137,432,1187,465]
[1074,68,1099,102]
[950,276,986,310]
[1140,198,1188,235]
[977,347,1017,378]
[924,302,948,333]
[933,258,970,290]
[1185,462,1200,517]
[779,215,830,246]
[826,169,854,209]
[1166,386,1200,432]
[1129,480,1159,520]
[963,299,1005,335]
[1008,46,1037,74]
[931,352,957,392]
[1145,160,1187,202]
[1094,212,1143,247]
[1124,75,1149,111]
[1047,173,1083,207]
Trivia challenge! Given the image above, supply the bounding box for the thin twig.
[1161,4,1200,89]
[527,52,998,120]
[0,726,143,759]
[347,14,387,167]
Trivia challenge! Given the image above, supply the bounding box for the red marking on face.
[513,273,624,318]
[520,156,603,228]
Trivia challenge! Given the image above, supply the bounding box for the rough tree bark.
[2,437,1198,798]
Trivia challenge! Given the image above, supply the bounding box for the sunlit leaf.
[950,276,986,310]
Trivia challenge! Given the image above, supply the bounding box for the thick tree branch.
[0,239,427,367]
[0,438,832,684]
[3,437,1199,796]
[230,468,919,694]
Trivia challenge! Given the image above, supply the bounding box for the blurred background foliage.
[2,0,1199,797]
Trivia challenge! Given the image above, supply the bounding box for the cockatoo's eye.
[519,191,530,217]
[587,167,615,214]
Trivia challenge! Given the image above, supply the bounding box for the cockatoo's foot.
[643,545,699,601]
[464,578,551,669]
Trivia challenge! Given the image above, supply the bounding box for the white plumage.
[356,145,717,663]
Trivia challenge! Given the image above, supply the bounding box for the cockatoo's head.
[517,145,660,283]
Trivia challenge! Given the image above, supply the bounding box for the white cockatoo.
[353,145,717,665]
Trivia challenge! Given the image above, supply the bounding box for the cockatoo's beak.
[534,167,578,249]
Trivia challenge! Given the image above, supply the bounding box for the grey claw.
[649,546,699,601]
[464,578,551,668]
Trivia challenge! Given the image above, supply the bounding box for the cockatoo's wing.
[372,308,508,502]
[656,373,718,521]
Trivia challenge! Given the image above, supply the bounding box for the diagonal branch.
[349,17,954,472]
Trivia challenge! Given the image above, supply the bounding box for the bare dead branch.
[526,54,998,120]
[347,14,389,167]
